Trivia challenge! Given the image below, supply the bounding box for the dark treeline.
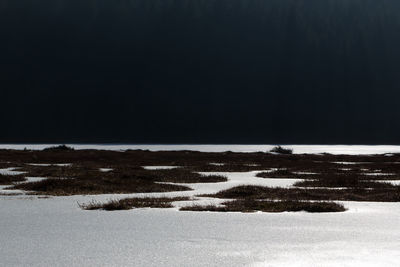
[1,0,400,144]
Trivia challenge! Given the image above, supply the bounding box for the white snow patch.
[376,180,400,186]
[0,168,26,176]
[0,185,25,195]
[21,177,47,183]
[143,166,180,170]
[364,173,396,176]
[332,161,368,165]
[99,168,113,172]
[209,163,225,166]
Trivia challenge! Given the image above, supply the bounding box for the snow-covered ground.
[1,195,400,266]
[1,172,400,267]
[2,145,400,266]
[2,144,400,155]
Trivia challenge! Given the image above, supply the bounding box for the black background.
[1,0,400,144]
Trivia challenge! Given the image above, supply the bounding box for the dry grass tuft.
[0,174,26,185]
[181,199,345,213]
[79,196,190,210]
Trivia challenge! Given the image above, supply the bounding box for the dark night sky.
[1,0,400,144]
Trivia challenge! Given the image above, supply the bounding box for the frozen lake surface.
[1,145,400,266]
[2,144,400,155]
[1,195,400,267]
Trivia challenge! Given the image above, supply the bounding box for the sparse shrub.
[43,145,74,151]
[269,146,293,154]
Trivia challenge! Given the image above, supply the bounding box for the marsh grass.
[294,174,395,189]
[2,149,400,205]
[79,196,190,210]
[0,192,23,196]
[256,169,298,178]
[12,177,192,196]
[17,165,89,179]
[143,169,228,183]
[0,174,26,185]
[180,199,345,213]
[201,185,400,202]
[10,166,225,195]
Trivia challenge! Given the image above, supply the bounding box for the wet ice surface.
[2,146,400,266]
[1,195,400,267]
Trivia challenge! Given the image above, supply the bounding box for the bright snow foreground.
[1,168,400,266]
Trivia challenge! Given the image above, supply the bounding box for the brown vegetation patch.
[294,173,395,188]
[79,196,190,210]
[2,148,400,204]
[0,174,26,185]
[8,166,225,195]
[11,176,191,196]
[180,200,345,213]
[256,169,300,179]
[202,185,400,202]
[144,169,227,183]
[17,165,90,179]
[0,192,23,196]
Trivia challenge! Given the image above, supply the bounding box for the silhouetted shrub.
[270,146,293,154]
[43,145,74,151]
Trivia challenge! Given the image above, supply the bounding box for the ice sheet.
[1,197,400,267]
